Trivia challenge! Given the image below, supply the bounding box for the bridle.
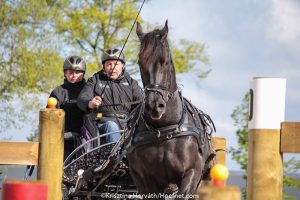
[144,84,173,103]
[143,46,176,103]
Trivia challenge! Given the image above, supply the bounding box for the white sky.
[140,0,300,170]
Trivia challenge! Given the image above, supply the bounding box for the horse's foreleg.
[130,168,147,194]
[140,176,165,200]
[130,169,162,200]
[176,169,202,200]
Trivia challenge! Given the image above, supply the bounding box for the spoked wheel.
[62,184,69,200]
[62,131,138,200]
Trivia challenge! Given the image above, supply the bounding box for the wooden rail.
[0,138,227,166]
[0,109,64,200]
[0,142,39,165]
[281,122,300,153]
[0,108,228,200]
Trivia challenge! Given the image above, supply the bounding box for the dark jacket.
[49,79,86,133]
[77,70,143,123]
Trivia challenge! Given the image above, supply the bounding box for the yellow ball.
[210,164,229,180]
[47,97,58,106]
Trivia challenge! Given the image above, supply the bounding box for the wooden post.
[212,137,226,165]
[197,184,241,200]
[247,77,285,200]
[37,109,64,200]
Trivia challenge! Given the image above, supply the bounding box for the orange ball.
[210,164,229,181]
[47,97,57,107]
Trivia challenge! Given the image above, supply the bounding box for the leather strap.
[101,113,128,119]
[132,124,203,151]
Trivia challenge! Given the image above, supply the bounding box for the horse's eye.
[159,58,165,65]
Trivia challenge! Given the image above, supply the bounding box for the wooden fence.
[0,109,64,200]
[0,108,226,200]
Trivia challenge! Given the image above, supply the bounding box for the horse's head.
[136,20,177,120]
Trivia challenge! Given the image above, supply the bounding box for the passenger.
[77,48,143,144]
[48,56,86,160]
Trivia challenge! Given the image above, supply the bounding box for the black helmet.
[63,56,86,72]
[101,48,126,65]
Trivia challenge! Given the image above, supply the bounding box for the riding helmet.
[63,56,86,72]
[101,48,126,65]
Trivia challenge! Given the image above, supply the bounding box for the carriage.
[62,113,139,200]
[62,98,215,200]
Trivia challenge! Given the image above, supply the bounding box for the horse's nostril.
[158,103,165,108]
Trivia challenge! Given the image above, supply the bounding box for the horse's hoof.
[164,183,178,194]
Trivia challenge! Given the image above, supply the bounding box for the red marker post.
[2,180,47,200]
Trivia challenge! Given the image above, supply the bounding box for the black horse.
[126,21,215,200]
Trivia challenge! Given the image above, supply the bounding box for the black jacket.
[77,70,143,117]
[49,79,86,133]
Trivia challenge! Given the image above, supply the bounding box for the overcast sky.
[140,0,300,170]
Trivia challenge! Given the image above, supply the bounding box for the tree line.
[0,0,210,134]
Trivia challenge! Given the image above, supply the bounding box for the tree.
[229,92,300,199]
[0,1,63,134]
[54,0,142,73]
[0,0,210,139]
[53,0,210,76]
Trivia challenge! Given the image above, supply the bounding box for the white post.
[247,77,286,200]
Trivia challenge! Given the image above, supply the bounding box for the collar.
[63,79,86,90]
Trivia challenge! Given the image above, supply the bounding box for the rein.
[71,1,147,193]
[99,98,143,108]
[91,0,146,126]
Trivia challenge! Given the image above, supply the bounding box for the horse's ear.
[136,22,144,40]
[161,20,168,40]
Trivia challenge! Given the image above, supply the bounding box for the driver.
[77,48,143,143]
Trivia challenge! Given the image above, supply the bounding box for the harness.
[127,91,215,154]
[131,117,204,151]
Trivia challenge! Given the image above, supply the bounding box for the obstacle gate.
[198,77,300,200]
[1,77,298,200]
[247,77,300,200]
[0,109,226,199]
